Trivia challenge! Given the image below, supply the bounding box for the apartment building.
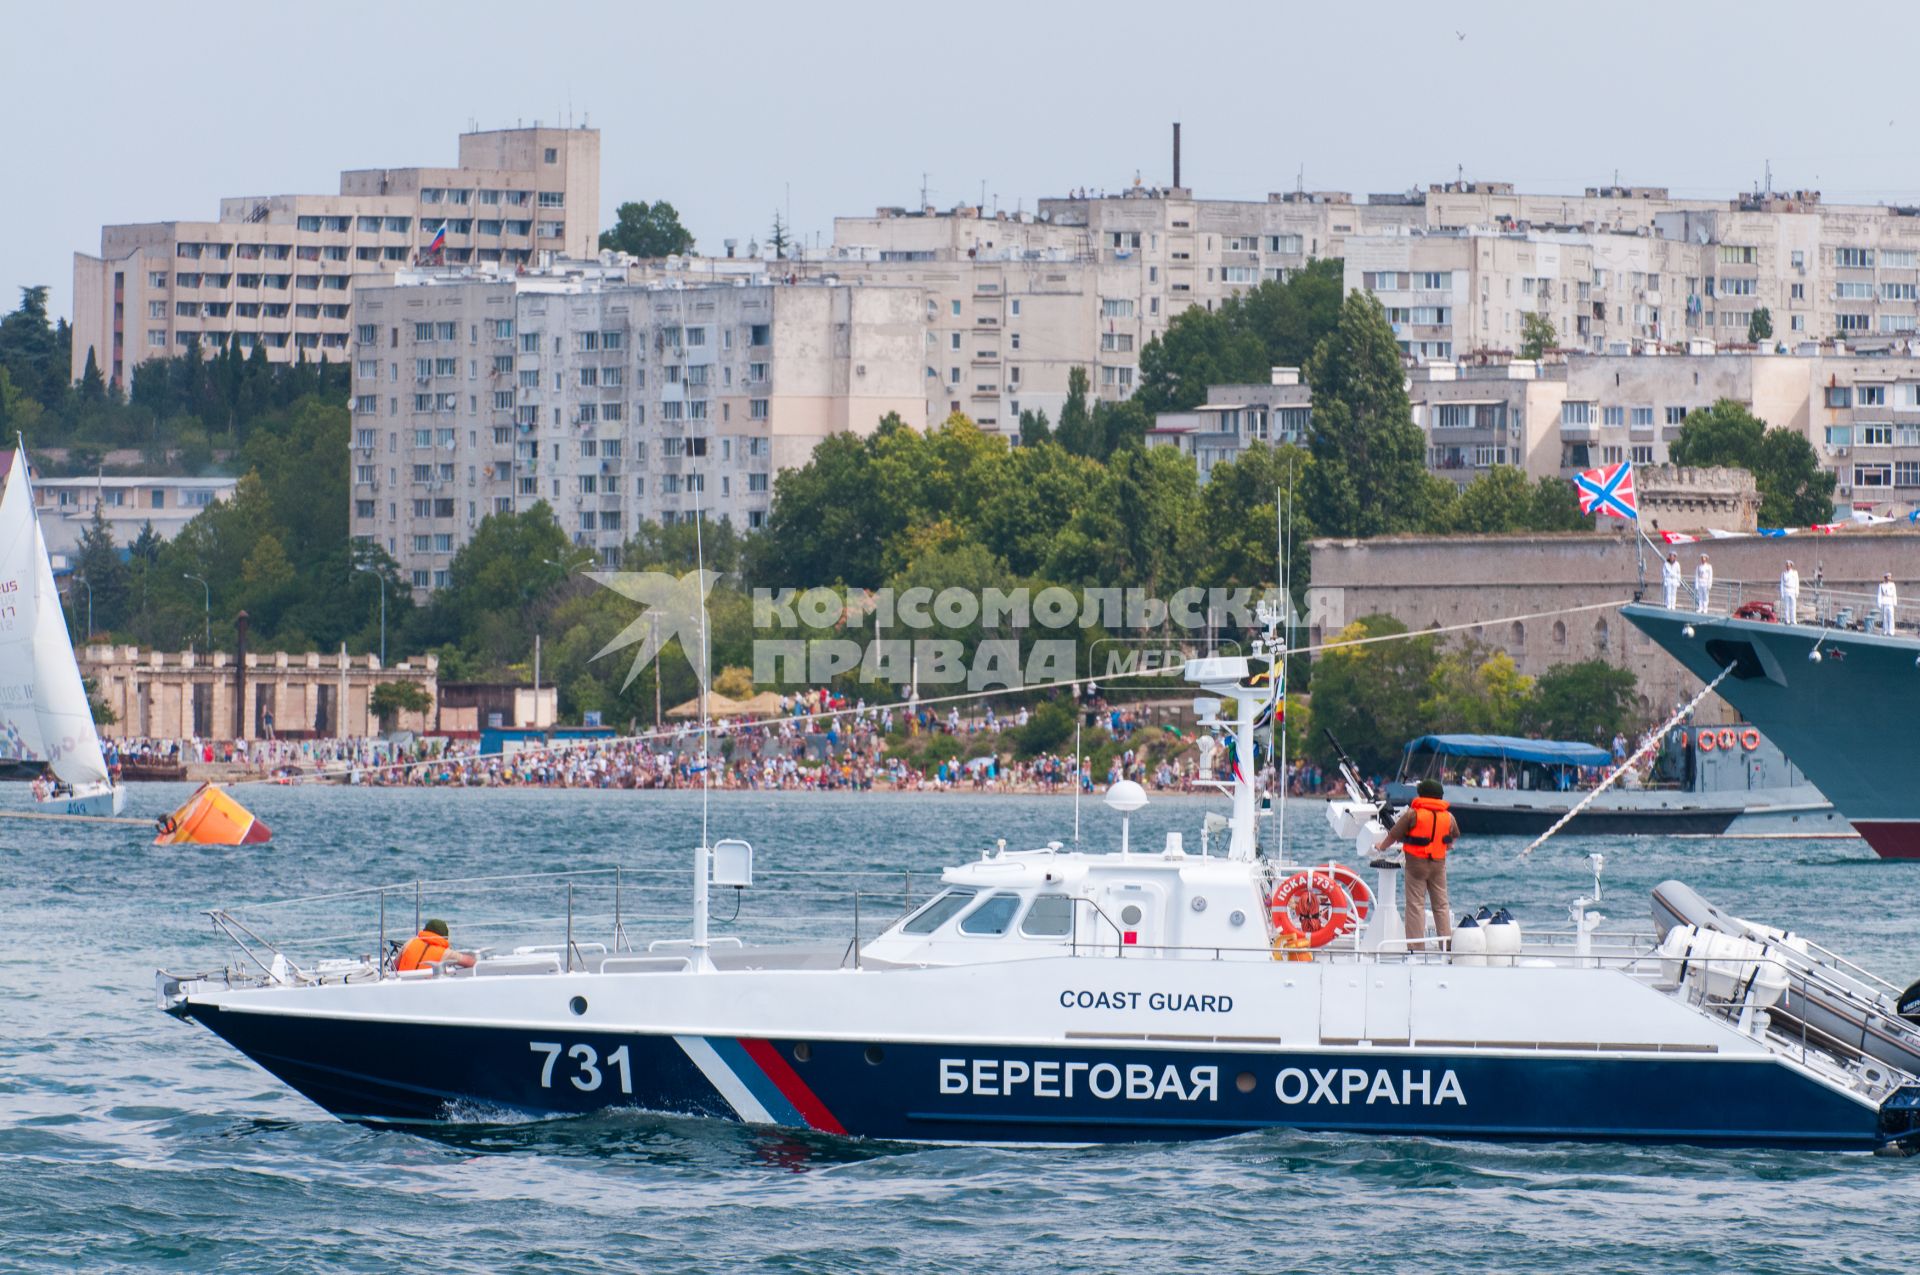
[822,187,1423,431]
[1413,361,1568,482]
[1803,355,1920,506]
[1550,348,1920,515]
[32,476,236,559]
[72,127,599,389]
[1150,361,1565,486]
[1145,368,1314,481]
[349,263,926,596]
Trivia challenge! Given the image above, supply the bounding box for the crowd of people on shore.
[101,685,1353,798]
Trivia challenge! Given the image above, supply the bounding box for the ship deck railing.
[1671,579,1920,634]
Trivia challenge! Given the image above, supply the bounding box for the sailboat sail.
[0,445,110,786]
[31,513,110,787]
[0,451,47,763]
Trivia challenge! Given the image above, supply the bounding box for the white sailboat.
[0,444,125,817]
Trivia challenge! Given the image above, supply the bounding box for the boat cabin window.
[1019,894,1074,937]
[959,892,1023,936]
[901,888,977,935]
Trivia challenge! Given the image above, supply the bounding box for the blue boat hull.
[179,1003,1898,1150]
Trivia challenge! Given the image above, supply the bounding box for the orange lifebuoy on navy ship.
[1741,729,1760,751]
[1698,730,1716,751]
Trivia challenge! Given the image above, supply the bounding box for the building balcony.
[1560,423,1598,440]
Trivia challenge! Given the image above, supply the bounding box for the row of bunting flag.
[1574,458,1912,541]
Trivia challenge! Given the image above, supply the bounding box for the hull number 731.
[530,1041,633,1093]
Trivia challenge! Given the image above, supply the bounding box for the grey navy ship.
[1626,595,1920,860]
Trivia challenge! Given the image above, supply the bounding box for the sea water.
[3,784,1915,1274]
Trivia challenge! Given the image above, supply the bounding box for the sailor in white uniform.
[1779,560,1800,625]
[1878,572,1899,634]
[1694,554,1714,613]
[1662,552,1681,609]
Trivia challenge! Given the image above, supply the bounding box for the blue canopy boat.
[1383,731,1848,839]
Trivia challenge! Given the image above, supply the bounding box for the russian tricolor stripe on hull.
[673,1035,845,1132]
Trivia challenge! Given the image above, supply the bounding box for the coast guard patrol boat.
[159,618,1920,1150]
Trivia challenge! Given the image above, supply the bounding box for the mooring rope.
[1517,663,1736,861]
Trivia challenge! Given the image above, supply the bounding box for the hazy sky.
[13,0,1920,326]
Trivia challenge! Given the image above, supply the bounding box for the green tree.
[768,211,791,260]
[1524,659,1640,742]
[1018,407,1053,446]
[597,200,695,257]
[1670,398,1836,526]
[1091,397,1153,459]
[72,507,130,635]
[1530,475,1593,531]
[1670,399,1765,465]
[1450,466,1537,533]
[1196,441,1314,594]
[1519,311,1556,361]
[1751,427,1836,526]
[1011,698,1076,757]
[970,440,1102,578]
[1747,307,1773,344]
[1301,291,1429,538]
[78,348,105,401]
[1134,262,1346,414]
[236,532,297,632]
[1055,366,1097,457]
[0,286,63,405]
[370,680,434,730]
[414,503,572,666]
[1044,445,1201,593]
[1422,645,1534,735]
[1305,614,1440,776]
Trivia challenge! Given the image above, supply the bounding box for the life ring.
[1697,730,1715,751]
[1741,728,1760,751]
[1312,863,1375,923]
[1718,728,1737,749]
[1271,870,1359,949]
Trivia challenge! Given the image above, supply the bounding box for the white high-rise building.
[349,263,926,596]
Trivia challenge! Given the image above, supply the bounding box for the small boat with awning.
[1383,731,1846,839]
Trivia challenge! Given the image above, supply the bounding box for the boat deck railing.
[198,865,930,983]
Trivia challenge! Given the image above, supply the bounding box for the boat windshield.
[901,888,978,934]
[1019,894,1074,937]
[958,892,1023,936]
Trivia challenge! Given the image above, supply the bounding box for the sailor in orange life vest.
[395,918,477,972]
[1373,779,1459,953]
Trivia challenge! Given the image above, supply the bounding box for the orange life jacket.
[1403,796,1458,859]
[396,929,450,971]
